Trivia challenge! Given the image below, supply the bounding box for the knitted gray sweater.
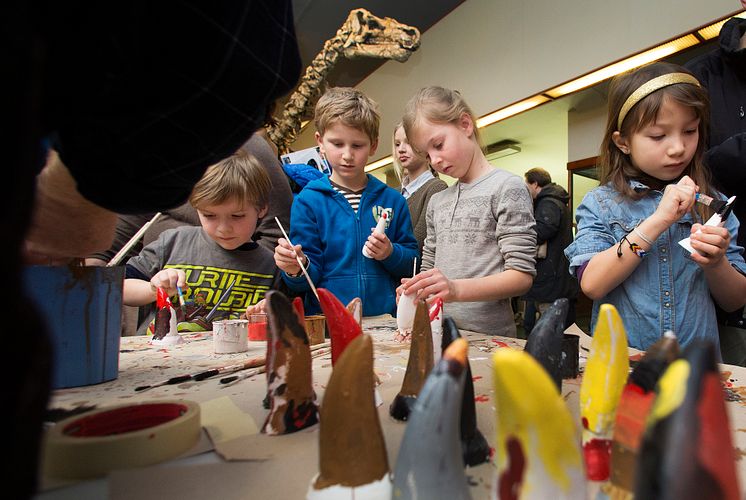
[422,168,536,336]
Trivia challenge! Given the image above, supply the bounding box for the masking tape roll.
[43,400,201,479]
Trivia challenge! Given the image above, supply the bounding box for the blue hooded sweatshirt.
[283,174,419,316]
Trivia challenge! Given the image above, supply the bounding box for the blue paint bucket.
[23,265,124,389]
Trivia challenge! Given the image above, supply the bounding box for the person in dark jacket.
[686,14,746,248]
[686,11,746,363]
[522,168,578,335]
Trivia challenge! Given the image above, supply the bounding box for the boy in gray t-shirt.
[124,151,280,321]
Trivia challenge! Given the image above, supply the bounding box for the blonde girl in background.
[399,86,537,336]
[565,62,746,353]
[393,122,448,254]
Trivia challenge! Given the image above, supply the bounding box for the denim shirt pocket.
[608,217,643,241]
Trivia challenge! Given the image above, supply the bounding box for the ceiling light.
[545,34,699,98]
[476,95,551,128]
[699,10,746,40]
[364,155,393,172]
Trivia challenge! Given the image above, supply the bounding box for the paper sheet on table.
[201,396,269,461]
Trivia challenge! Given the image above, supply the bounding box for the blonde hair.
[391,122,438,183]
[599,62,713,218]
[402,86,483,153]
[189,150,271,210]
[314,87,380,144]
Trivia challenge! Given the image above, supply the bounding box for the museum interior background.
[287,0,746,334]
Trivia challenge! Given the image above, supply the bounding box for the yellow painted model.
[580,304,630,435]
[493,349,585,499]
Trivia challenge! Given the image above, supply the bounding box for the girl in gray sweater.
[400,87,537,336]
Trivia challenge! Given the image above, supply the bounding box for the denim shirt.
[565,181,746,351]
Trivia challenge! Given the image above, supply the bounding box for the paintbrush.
[219,366,267,387]
[274,217,320,301]
[695,193,728,214]
[176,286,187,316]
[204,278,237,323]
[135,356,265,392]
[220,346,332,387]
[107,212,162,267]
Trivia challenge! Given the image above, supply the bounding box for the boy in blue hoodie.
[275,87,418,316]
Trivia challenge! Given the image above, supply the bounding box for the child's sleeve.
[564,191,616,278]
[379,195,419,278]
[124,232,171,280]
[283,194,324,292]
[421,201,437,272]
[723,210,746,276]
[494,179,536,276]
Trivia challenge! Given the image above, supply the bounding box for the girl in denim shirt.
[565,62,746,352]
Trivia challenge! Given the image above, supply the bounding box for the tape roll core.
[44,400,201,479]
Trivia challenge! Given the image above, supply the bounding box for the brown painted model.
[390,300,434,421]
[262,291,318,435]
[314,334,389,489]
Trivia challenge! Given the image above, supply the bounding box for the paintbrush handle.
[135,374,192,392]
[204,279,236,322]
[107,212,162,267]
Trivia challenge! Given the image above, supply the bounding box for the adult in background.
[522,168,578,335]
[8,2,301,497]
[686,6,746,363]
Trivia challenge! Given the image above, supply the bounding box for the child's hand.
[274,238,307,275]
[245,298,267,317]
[689,223,730,267]
[651,176,696,229]
[364,230,393,260]
[395,277,411,304]
[150,269,186,297]
[401,268,457,303]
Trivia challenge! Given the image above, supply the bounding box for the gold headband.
[617,73,701,129]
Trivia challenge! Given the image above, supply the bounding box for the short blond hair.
[189,150,271,210]
[314,87,380,144]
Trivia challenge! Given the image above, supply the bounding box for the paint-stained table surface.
[39,316,746,500]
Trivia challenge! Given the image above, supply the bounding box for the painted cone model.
[151,287,182,345]
[307,334,391,499]
[441,316,490,467]
[579,303,629,481]
[523,298,568,390]
[493,349,585,499]
[396,291,417,340]
[608,331,679,496]
[262,291,318,435]
[429,298,444,362]
[317,288,362,365]
[635,341,739,500]
[346,297,362,326]
[390,300,434,421]
[392,338,472,499]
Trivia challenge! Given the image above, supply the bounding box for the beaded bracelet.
[617,235,648,259]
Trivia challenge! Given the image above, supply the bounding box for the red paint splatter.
[475,394,490,403]
[472,376,483,382]
[489,446,496,459]
[498,437,525,500]
[491,339,510,348]
[583,438,612,481]
[629,353,644,362]
[581,416,589,430]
